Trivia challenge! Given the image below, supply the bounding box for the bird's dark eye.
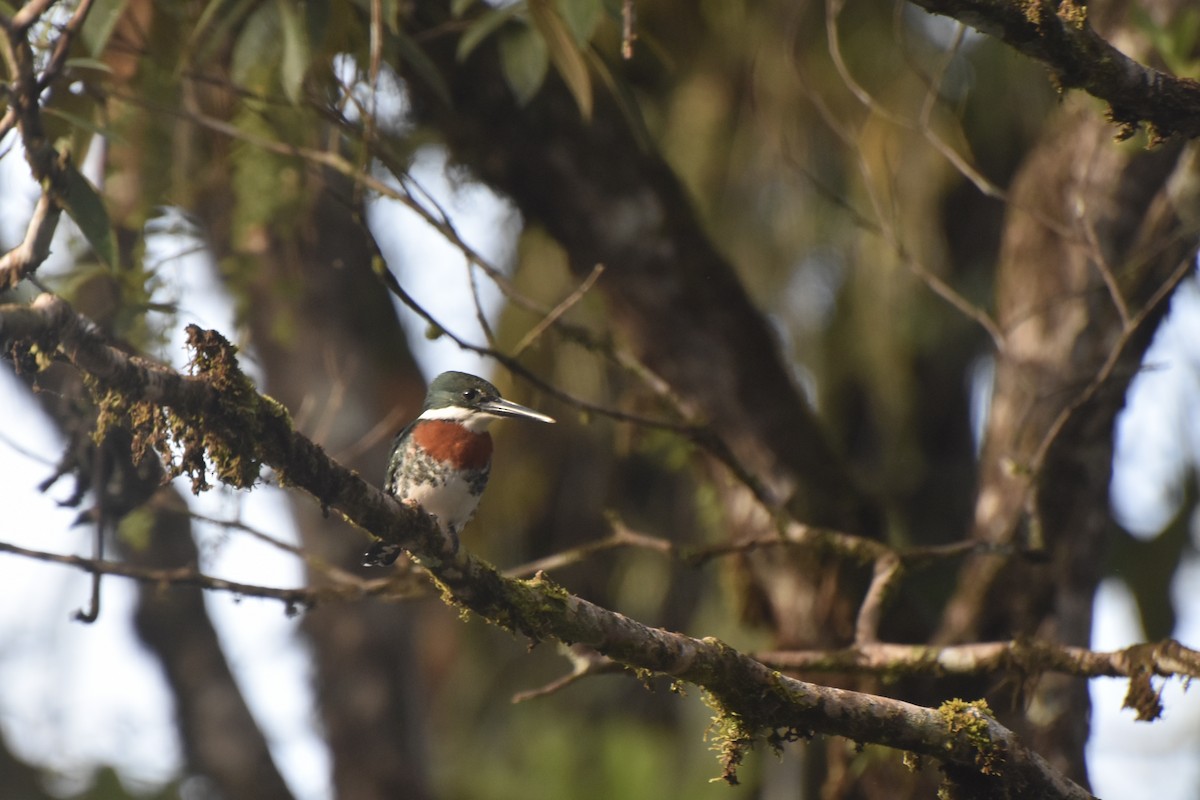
[462,389,479,402]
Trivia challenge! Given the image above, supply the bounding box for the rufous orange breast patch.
[411,420,494,470]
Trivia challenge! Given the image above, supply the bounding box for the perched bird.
[364,370,555,565]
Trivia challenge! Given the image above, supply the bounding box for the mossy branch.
[909,0,1200,141]
[0,293,1094,798]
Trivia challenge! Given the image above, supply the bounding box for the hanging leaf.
[79,0,131,56]
[191,0,261,66]
[62,57,115,75]
[557,0,603,43]
[277,0,311,104]
[457,3,524,62]
[60,165,118,268]
[498,21,549,106]
[379,0,403,32]
[529,0,593,119]
[231,3,284,93]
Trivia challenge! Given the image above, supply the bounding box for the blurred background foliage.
[1,0,1199,798]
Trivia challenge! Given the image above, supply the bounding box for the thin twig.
[1028,251,1199,475]
[0,192,63,291]
[621,0,636,60]
[854,552,901,644]
[504,518,674,577]
[512,644,625,702]
[513,263,605,356]
[38,0,98,91]
[380,269,698,431]
[0,539,325,609]
[3,0,59,34]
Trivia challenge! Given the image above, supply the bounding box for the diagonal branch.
[0,0,100,289]
[0,193,62,291]
[0,294,1096,796]
[907,0,1200,141]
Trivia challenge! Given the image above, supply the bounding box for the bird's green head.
[420,371,556,431]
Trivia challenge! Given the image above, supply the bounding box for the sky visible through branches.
[1,134,1200,798]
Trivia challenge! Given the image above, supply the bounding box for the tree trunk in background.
[126,488,297,800]
[391,0,1200,794]
[1,345,295,799]
[101,4,435,796]
[191,167,434,800]
[937,104,1195,781]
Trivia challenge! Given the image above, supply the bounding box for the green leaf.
[60,165,118,268]
[63,57,115,75]
[79,0,130,56]
[529,0,593,119]
[380,0,402,32]
[498,22,549,106]
[457,3,524,62]
[557,0,602,43]
[191,0,261,66]
[277,0,311,104]
[231,3,284,93]
[451,0,478,18]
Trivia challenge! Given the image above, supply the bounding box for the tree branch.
[757,638,1200,720]
[0,539,324,612]
[0,293,1096,797]
[0,192,61,291]
[530,637,1200,725]
[0,0,100,289]
[907,0,1200,140]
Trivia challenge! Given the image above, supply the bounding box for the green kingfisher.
[364,370,555,565]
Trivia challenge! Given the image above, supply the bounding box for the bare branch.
[798,10,1009,349]
[511,644,625,703]
[4,0,59,34]
[0,0,101,289]
[0,193,62,291]
[0,538,325,610]
[1028,251,1199,476]
[504,517,674,577]
[757,638,1200,684]
[854,552,901,644]
[513,263,605,357]
[39,0,98,91]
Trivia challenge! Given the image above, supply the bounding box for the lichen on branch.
[90,324,282,493]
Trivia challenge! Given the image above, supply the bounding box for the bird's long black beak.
[480,397,556,423]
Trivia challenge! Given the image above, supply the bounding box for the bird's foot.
[362,540,403,567]
[426,514,460,555]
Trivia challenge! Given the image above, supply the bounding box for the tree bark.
[937,105,1196,782]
